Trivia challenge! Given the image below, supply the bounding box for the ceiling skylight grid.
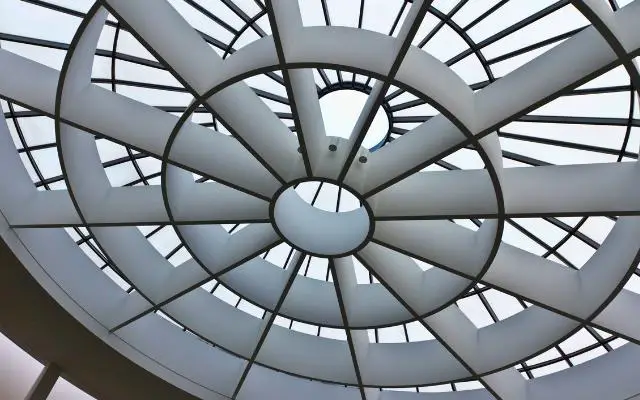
[1,0,640,399]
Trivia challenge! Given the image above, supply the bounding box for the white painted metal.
[1,0,640,399]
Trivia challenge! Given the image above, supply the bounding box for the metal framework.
[1,0,640,399]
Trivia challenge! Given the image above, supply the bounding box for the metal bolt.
[329,144,338,152]
[358,155,368,163]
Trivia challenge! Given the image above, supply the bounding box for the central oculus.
[271,181,373,257]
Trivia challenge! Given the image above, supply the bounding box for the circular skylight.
[1,0,640,399]
[320,90,390,149]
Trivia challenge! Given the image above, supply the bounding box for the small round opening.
[320,89,390,149]
[294,181,361,212]
[272,180,372,257]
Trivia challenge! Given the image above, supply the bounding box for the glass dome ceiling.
[0,0,640,399]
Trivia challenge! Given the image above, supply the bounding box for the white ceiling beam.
[371,162,640,219]
[103,0,304,182]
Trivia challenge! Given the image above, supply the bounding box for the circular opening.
[320,89,390,149]
[272,180,372,257]
[294,181,361,212]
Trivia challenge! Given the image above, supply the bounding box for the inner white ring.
[273,188,371,256]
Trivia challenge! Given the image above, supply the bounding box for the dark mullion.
[164,242,186,261]
[516,298,574,370]
[463,285,491,298]
[35,152,153,188]
[521,335,615,374]
[219,0,268,37]
[231,253,305,399]
[125,172,161,187]
[250,88,290,105]
[414,0,468,50]
[82,237,111,266]
[32,175,62,188]
[144,225,166,239]
[316,69,332,88]
[499,131,639,159]
[18,1,231,52]
[384,88,405,103]
[388,1,410,36]
[110,22,149,187]
[462,0,509,31]
[518,115,640,127]
[387,0,491,106]
[414,7,446,48]
[310,182,324,205]
[91,78,187,92]
[6,100,50,190]
[316,2,343,85]
[357,255,506,399]
[544,217,601,250]
[392,115,431,123]
[569,85,632,96]
[266,0,318,176]
[17,142,58,153]
[542,218,588,260]
[21,0,118,27]
[336,68,344,86]
[420,6,495,83]
[320,0,331,25]
[2,110,42,118]
[4,7,213,314]
[0,32,161,70]
[585,325,614,352]
[163,107,291,121]
[485,27,584,66]
[328,260,368,400]
[616,80,636,164]
[436,158,614,358]
[388,98,426,112]
[474,287,534,379]
[501,150,553,167]
[338,2,430,182]
[449,1,571,67]
[183,0,240,36]
[302,254,313,277]
[507,219,577,269]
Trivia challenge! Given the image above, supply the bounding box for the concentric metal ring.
[1,1,640,399]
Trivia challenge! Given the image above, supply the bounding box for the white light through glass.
[320,89,390,149]
[0,1,639,399]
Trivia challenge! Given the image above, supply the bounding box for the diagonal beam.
[108,224,282,332]
[232,252,306,399]
[373,218,640,343]
[356,254,527,400]
[266,0,328,177]
[330,257,379,400]
[370,162,640,219]
[357,242,473,318]
[0,49,280,199]
[6,184,270,227]
[101,0,304,182]
[423,305,529,400]
[593,289,640,343]
[335,0,432,182]
[360,1,640,197]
